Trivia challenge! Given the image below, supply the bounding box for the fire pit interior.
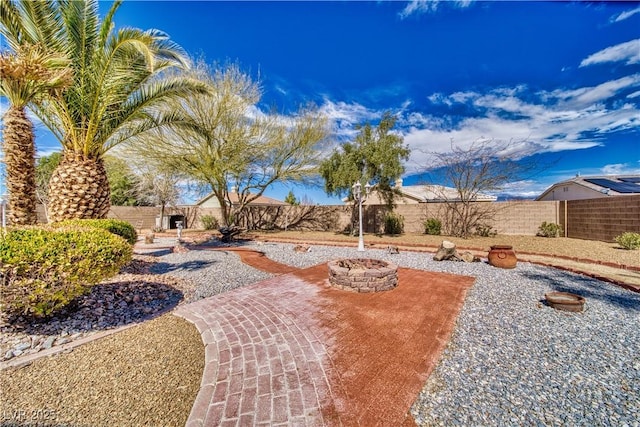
[328,258,398,293]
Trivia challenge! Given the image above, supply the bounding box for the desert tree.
[320,112,409,208]
[127,61,329,226]
[134,167,181,230]
[425,138,542,238]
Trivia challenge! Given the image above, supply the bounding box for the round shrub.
[200,214,219,230]
[53,218,137,245]
[537,221,563,238]
[424,218,442,235]
[615,232,640,250]
[383,212,404,235]
[0,227,132,318]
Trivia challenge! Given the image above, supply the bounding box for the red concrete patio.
[174,249,475,426]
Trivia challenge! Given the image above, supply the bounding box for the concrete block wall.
[107,206,161,229]
[31,195,639,242]
[565,195,640,242]
[493,201,559,235]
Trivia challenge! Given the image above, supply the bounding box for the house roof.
[398,184,498,202]
[343,180,497,204]
[536,174,640,200]
[196,192,285,206]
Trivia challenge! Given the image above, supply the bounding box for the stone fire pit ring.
[327,258,399,293]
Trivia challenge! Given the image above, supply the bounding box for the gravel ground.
[250,231,640,267]
[1,257,196,362]
[0,314,203,427]
[2,238,638,426]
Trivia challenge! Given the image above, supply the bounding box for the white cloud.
[611,6,640,23]
[580,39,640,67]
[544,74,640,108]
[627,90,640,99]
[601,163,640,175]
[398,77,640,175]
[399,0,473,19]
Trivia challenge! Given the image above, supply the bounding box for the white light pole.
[352,181,371,252]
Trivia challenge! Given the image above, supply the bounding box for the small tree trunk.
[160,202,166,230]
[433,240,462,261]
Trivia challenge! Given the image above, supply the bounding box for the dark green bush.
[537,222,563,238]
[200,215,219,230]
[53,218,137,245]
[423,218,442,235]
[615,232,640,250]
[383,212,404,235]
[0,227,132,318]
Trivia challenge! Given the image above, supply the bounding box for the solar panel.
[619,177,640,184]
[584,178,640,193]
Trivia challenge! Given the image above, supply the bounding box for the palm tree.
[0,44,72,225]
[1,0,201,221]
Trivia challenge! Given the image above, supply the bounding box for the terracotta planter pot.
[545,292,585,312]
[488,245,517,269]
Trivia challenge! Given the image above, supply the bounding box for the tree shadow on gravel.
[2,279,184,336]
[148,259,217,274]
[518,270,640,312]
[133,248,173,257]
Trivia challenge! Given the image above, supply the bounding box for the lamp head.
[352,182,361,196]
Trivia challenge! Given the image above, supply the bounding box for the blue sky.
[2,0,639,204]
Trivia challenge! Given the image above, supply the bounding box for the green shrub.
[0,227,132,318]
[537,221,563,238]
[614,232,640,250]
[383,212,404,235]
[423,218,442,235]
[53,218,137,245]
[200,215,219,230]
[475,224,497,237]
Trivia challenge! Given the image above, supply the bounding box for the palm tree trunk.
[2,106,38,225]
[47,154,111,221]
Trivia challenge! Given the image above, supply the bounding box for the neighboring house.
[348,179,497,205]
[536,175,640,201]
[196,191,286,208]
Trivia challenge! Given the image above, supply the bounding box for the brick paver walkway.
[174,252,474,426]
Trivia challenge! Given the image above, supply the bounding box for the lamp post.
[352,181,371,252]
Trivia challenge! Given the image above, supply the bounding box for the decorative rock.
[293,244,310,253]
[4,350,14,360]
[145,233,155,244]
[43,336,56,349]
[172,244,189,254]
[459,251,480,263]
[15,342,31,352]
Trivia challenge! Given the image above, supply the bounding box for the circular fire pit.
[327,258,398,293]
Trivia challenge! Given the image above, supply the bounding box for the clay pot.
[488,245,517,269]
[545,292,585,312]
